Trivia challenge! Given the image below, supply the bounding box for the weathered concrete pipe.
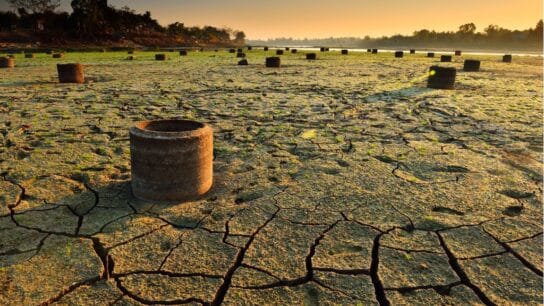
[440,55,452,62]
[57,63,84,83]
[463,59,481,72]
[0,57,14,68]
[427,66,456,89]
[130,119,214,202]
[266,57,281,67]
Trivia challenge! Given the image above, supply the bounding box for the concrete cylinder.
[440,55,452,62]
[463,59,481,72]
[427,66,456,90]
[266,57,281,67]
[57,63,84,83]
[130,120,214,202]
[306,53,317,60]
[0,57,14,68]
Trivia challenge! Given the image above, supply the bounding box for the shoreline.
[248,45,543,56]
[1,45,541,57]
[296,47,543,57]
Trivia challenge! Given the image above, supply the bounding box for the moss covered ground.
[0,49,542,305]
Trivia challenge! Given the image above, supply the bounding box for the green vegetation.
[0,49,541,305]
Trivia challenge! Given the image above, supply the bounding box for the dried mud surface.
[0,50,542,305]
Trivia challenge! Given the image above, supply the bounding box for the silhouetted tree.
[533,19,543,42]
[0,11,18,30]
[167,22,185,36]
[458,23,476,35]
[484,24,500,37]
[70,0,108,37]
[252,21,542,50]
[234,31,246,44]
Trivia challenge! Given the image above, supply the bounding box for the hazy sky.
[1,0,542,39]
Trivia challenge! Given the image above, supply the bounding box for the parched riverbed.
[0,50,542,305]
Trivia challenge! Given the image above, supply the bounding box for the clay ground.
[0,50,542,305]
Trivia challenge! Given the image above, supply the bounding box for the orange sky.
[2,0,542,39]
[112,0,543,39]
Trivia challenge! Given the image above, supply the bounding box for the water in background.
[269,47,543,57]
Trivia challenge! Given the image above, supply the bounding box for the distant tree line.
[250,21,543,51]
[0,0,246,46]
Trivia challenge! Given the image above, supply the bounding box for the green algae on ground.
[0,50,542,305]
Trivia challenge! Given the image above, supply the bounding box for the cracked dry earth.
[0,50,542,305]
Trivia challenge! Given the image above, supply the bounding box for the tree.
[70,0,108,37]
[458,23,476,35]
[484,24,500,36]
[413,29,431,40]
[529,19,543,43]
[535,19,543,37]
[0,11,18,30]
[234,31,246,44]
[167,22,185,36]
[7,0,60,14]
